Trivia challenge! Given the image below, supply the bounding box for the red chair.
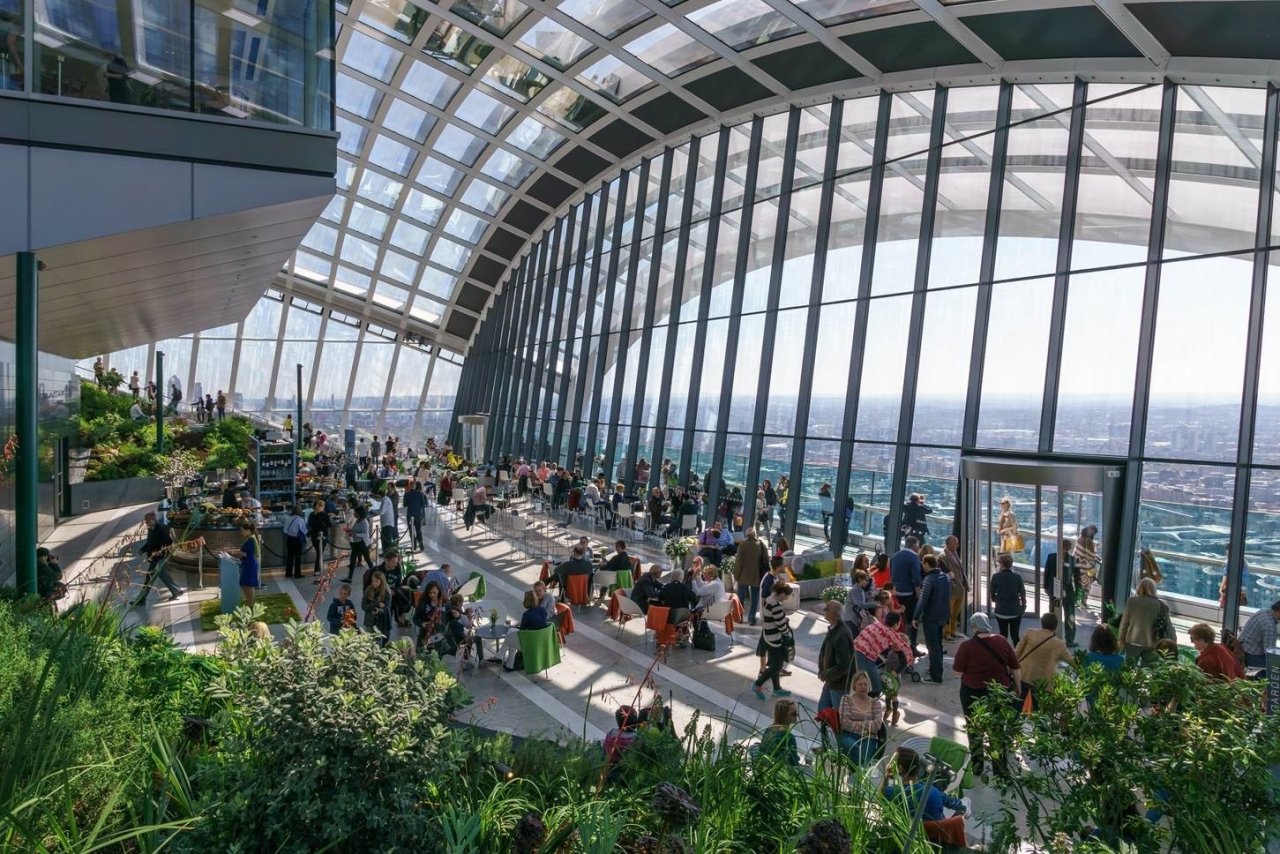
[564,574,590,608]
[645,605,676,648]
[555,603,575,644]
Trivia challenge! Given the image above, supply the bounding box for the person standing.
[953,613,1021,777]
[890,536,924,654]
[914,555,952,684]
[1117,577,1175,664]
[819,482,834,542]
[129,370,140,399]
[752,583,795,701]
[1044,539,1080,646]
[989,554,1026,645]
[1014,613,1074,707]
[940,535,968,641]
[404,481,426,552]
[215,389,226,420]
[361,570,392,645]
[132,512,184,605]
[230,521,259,608]
[307,499,331,577]
[735,527,767,626]
[377,489,397,552]
[817,599,855,713]
[282,505,307,580]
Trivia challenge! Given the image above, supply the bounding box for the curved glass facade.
[458,80,1280,630]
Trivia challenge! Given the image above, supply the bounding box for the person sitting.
[692,563,726,610]
[1083,624,1125,672]
[519,590,549,630]
[638,695,676,735]
[658,568,698,628]
[533,579,557,620]
[602,705,640,771]
[35,548,64,602]
[130,400,147,421]
[602,540,634,575]
[838,671,885,765]
[881,746,966,822]
[1189,622,1244,681]
[698,525,727,564]
[757,698,801,766]
[630,563,665,613]
[555,546,594,599]
[412,581,446,648]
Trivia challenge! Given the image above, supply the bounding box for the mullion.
[707,119,764,528]
[831,92,893,557]
[742,108,801,534]
[783,99,843,545]
[677,129,731,497]
[566,184,614,468]
[886,86,949,545]
[509,250,543,458]
[552,200,594,465]
[1225,82,1279,633]
[626,151,675,494]
[602,159,652,485]
[523,235,557,459]
[649,138,702,493]
[584,172,631,474]
[535,217,574,460]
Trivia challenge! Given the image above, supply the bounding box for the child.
[881,583,907,634]
[327,583,357,634]
[880,642,908,727]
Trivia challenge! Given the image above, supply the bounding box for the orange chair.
[645,605,676,648]
[564,574,590,607]
[555,602,575,644]
[923,816,967,847]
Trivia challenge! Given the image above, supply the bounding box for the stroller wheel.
[909,671,922,683]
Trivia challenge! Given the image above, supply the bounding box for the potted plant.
[663,537,692,572]
[820,585,848,604]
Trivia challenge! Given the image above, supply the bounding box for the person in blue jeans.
[914,554,953,684]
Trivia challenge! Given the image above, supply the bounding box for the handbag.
[692,620,716,651]
[1001,534,1025,553]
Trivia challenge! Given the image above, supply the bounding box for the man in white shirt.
[239,491,262,510]
[378,490,396,551]
[357,438,369,468]
[130,401,146,420]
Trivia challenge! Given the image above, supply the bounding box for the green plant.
[719,555,736,577]
[197,593,299,631]
[663,538,691,562]
[181,607,472,852]
[971,657,1280,852]
[820,585,848,603]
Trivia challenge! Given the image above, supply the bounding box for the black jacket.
[557,557,593,577]
[818,620,856,689]
[307,511,332,538]
[603,553,633,574]
[989,568,1026,617]
[142,522,173,559]
[914,570,953,624]
[631,574,664,612]
[658,580,697,611]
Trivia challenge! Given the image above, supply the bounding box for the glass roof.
[289,0,1198,355]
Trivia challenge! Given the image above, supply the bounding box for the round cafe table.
[473,623,512,663]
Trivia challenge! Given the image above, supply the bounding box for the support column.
[296,363,303,454]
[154,349,165,454]
[15,252,39,597]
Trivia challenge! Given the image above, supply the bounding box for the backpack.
[692,620,716,651]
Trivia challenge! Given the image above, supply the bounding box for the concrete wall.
[70,477,163,517]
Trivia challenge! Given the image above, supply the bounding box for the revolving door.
[959,456,1125,638]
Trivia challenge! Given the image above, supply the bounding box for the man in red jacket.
[1189,623,1244,681]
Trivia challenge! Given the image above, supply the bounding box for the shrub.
[182,610,472,852]
[820,585,848,603]
[971,657,1280,852]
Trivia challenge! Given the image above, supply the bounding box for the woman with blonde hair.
[838,670,885,765]
[1118,577,1174,664]
[997,497,1020,556]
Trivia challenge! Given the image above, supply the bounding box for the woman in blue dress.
[232,521,259,608]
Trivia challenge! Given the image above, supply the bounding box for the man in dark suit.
[132,511,184,605]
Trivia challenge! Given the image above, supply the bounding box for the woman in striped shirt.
[752,583,795,701]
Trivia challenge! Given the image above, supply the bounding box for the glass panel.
[356,170,403,208]
[727,315,765,432]
[235,341,276,409]
[787,0,911,26]
[391,220,429,254]
[481,148,536,187]
[929,85,1000,289]
[1165,86,1265,259]
[823,172,871,302]
[337,73,381,118]
[1145,254,1251,461]
[430,238,472,272]
[451,0,529,37]
[976,277,1055,450]
[624,23,715,77]
[797,439,840,546]
[460,178,509,215]
[404,188,446,225]
[361,0,430,43]
[517,18,593,71]
[847,442,895,544]
[538,85,607,131]
[484,55,550,102]
[383,99,436,142]
[1054,267,1143,455]
[1071,84,1161,270]
[433,124,487,167]
[558,0,651,39]
[368,135,416,176]
[808,302,854,439]
[666,322,696,426]
[1255,273,1280,464]
[855,294,911,441]
[243,296,283,338]
[1245,471,1280,609]
[1137,463,1234,614]
[194,338,234,402]
[344,30,401,82]
[913,286,976,447]
[766,308,808,435]
[284,304,322,339]
[507,116,565,160]
[274,340,316,410]
[456,88,515,133]
[687,0,802,50]
[423,20,493,74]
[577,54,654,104]
[417,156,464,193]
[780,186,820,309]
[402,58,459,107]
[444,208,488,244]
[993,84,1074,281]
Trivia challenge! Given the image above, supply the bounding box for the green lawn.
[199,593,300,632]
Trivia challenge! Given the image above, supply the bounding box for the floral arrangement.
[820,585,848,603]
[663,537,692,562]
[719,555,736,577]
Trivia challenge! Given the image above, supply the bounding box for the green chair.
[517,626,561,678]
[458,572,486,601]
